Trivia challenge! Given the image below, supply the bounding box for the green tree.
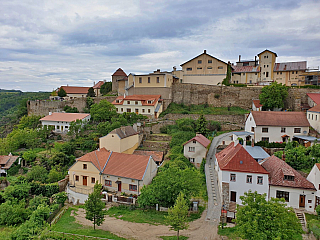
[87,87,96,97]
[195,114,209,136]
[90,99,117,122]
[84,182,106,230]
[27,165,48,183]
[100,81,112,95]
[57,88,67,98]
[17,115,41,129]
[166,192,189,240]
[222,64,232,86]
[68,119,83,138]
[63,105,79,113]
[236,191,303,240]
[259,81,288,110]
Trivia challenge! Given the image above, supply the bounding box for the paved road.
[205,132,234,223]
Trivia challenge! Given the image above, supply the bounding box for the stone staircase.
[138,134,171,152]
[296,211,307,232]
[208,165,217,204]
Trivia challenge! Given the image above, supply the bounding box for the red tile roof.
[316,163,320,171]
[216,143,269,174]
[112,68,127,77]
[261,155,316,190]
[133,150,164,163]
[232,66,260,73]
[273,61,307,71]
[112,95,161,106]
[76,148,152,180]
[252,100,262,108]
[183,134,211,148]
[0,155,19,169]
[180,51,228,66]
[93,81,105,89]
[307,93,320,105]
[308,104,320,113]
[60,86,90,94]
[40,112,90,122]
[251,111,309,127]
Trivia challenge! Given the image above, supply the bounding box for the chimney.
[239,55,241,62]
[251,139,254,147]
[204,50,207,54]
[173,66,177,71]
[255,56,257,67]
[282,151,286,161]
[94,81,95,86]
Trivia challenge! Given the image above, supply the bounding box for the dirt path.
[74,208,221,240]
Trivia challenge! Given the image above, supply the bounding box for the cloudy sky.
[1,0,320,92]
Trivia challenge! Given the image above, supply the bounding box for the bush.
[160,125,168,134]
[30,182,59,197]
[0,200,29,226]
[255,141,286,148]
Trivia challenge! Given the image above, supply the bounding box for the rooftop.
[252,99,262,108]
[232,66,260,73]
[0,155,19,170]
[133,150,164,163]
[244,146,270,160]
[106,126,138,139]
[112,95,161,106]
[112,68,127,77]
[183,133,211,148]
[40,112,90,122]
[274,61,307,71]
[251,111,309,127]
[307,93,320,105]
[93,81,105,89]
[60,86,90,94]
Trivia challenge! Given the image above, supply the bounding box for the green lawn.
[50,206,126,240]
[106,205,205,226]
[160,236,189,240]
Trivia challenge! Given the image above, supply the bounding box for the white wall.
[41,115,90,133]
[66,185,89,205]
[307,111,320,133]
[269,186,315,212]
[308,97,316,108]
[184,141,207,168]
[307,165,320,198]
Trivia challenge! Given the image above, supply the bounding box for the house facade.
[183,133,210,168]
[307,163,320,208]
[252,99,262,111]
[112,95,163,118]
[68,148,158,203]
[112,68,128,94]
[40,112,91,133]
[307,103,320,133]
[245,111,309,143]
[0,154,20,177]
[307,93,320,108]
[50,86,90,100]
[261,155,316,212]
[99,126,139,154]
[93,81,105,96]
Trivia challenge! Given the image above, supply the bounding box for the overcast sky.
[1,0,320,92]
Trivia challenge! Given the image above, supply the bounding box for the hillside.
[0,89,50,137]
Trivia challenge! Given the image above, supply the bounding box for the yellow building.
[99,126,139,154]
[180,50,228,85]
[112,95,163,119]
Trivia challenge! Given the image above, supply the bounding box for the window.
[255,73,257,75]
[197,67,202,70]
[186,68,192,71]
[251,127,255,132]
[230,174,236,182]
[263,72,265,75]
[292,71,294,74]
[126,108,131,112]
[139,77,142,83]
[277,72,279,75]
[142,109,145,113]
[198,60,202,64]
[281,127,286,133]
[261,137,269,142]
[309,114,310,119]
[56,125,60,129]
[148,109,151,113]
[135,101,138,105]
[83,164,87,169]
[264,65,265,68]
[156,77,160,83]
[294,128,301,133]
[189,158,195,163]
[243,73,245,76]
[121,108,123,112]
[257,176,263,184]
[319,184,320,190]
[129,184,137,191]
[75,175,79,181]
[276,190,289,202]
[148,77,150,83]
[284,175,294,181]
[266,72,269,77]
[262,127,268,133]
[135,109,139,114]
[189,147,195,152]
[267,65,269,68]
[91,177,95,183]
[207,67,212,69]
[312,114,313,120]
[193,140,197,144]
[308,200,312,203]
[218,66,223,69]
[127,101,130,104]
[147,100,152,104]
[105,180,112,186]
[296,71,298,74]
[208,60,212,63]
[247,175,252,183]
[116,108,118,112]
[316,115,318,121]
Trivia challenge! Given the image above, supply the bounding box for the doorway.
[117,182,122,192]
[299,195,305,208]
[230,191,237,202]
[83,176,87,186]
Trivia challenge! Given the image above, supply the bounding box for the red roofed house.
[40,112,90,133]
[112,68,128,95]
[112,95,163,119]
[245,111,309,143]
[307,104,320,133]
[93,81,106,96]
[0,153,20,177]
[67,148,158,204]
[183,133,211,168]
[252,99,262,111]
[307,163,320,208]
[215,142,269,207]
[51,86,90,100]
[262,155,316,212]
[307,93,320,108]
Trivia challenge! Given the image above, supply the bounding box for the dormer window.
[193,140,196,144]
[284,175,294,181]
[147,100,152,104]
[116,100,120,103]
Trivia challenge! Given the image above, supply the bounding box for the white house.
[261,155,316,212]
[307,93,320,108]
[307,104,320,133]
[307,163,320,208]
[252,99,262,111]
[40,112,91,133]
[112,95,163,119]
[245,111,310,143]
[183,133,210,168]
[215,143,269,206]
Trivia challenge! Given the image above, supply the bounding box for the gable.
[180,51,228,66]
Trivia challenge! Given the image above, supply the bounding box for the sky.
[0,0,320,92]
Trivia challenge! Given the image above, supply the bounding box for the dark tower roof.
[112,68,127,77]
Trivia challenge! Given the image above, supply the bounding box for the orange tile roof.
[183,134,211,147]
[60,86,90,94]
[112,95,161,106]
[93,81,105,89]
[261,155,316,190]
[232,66,260,73]
[251,111,309,127]
[76,148,152,180]
[40,112,90,122]
[308,104,320,113]
[307,93,320,105]
[133,150,164,163]
[252,100,262,108]
[0,155,19,169]
[112,68,127,77]
[216,143,269,174]
[316,163,320,171]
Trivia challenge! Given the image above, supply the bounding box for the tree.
[57,88,67,98]
[100,81,112,95]
[27,165,48,183]
[166,192,189,240]
[87,87,96,97]
[236,191,303,240]
[195,114,209,136]
[259,81,288,110]
[90,100,117,122]
[84,182,106,230]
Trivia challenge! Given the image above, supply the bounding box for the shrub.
[30,182,59,197]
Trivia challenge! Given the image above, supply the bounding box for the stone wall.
[28,96,117,116]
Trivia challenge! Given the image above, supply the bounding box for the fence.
[47,204,63,224]
[43,230,113,240]
[68,185,94,195]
